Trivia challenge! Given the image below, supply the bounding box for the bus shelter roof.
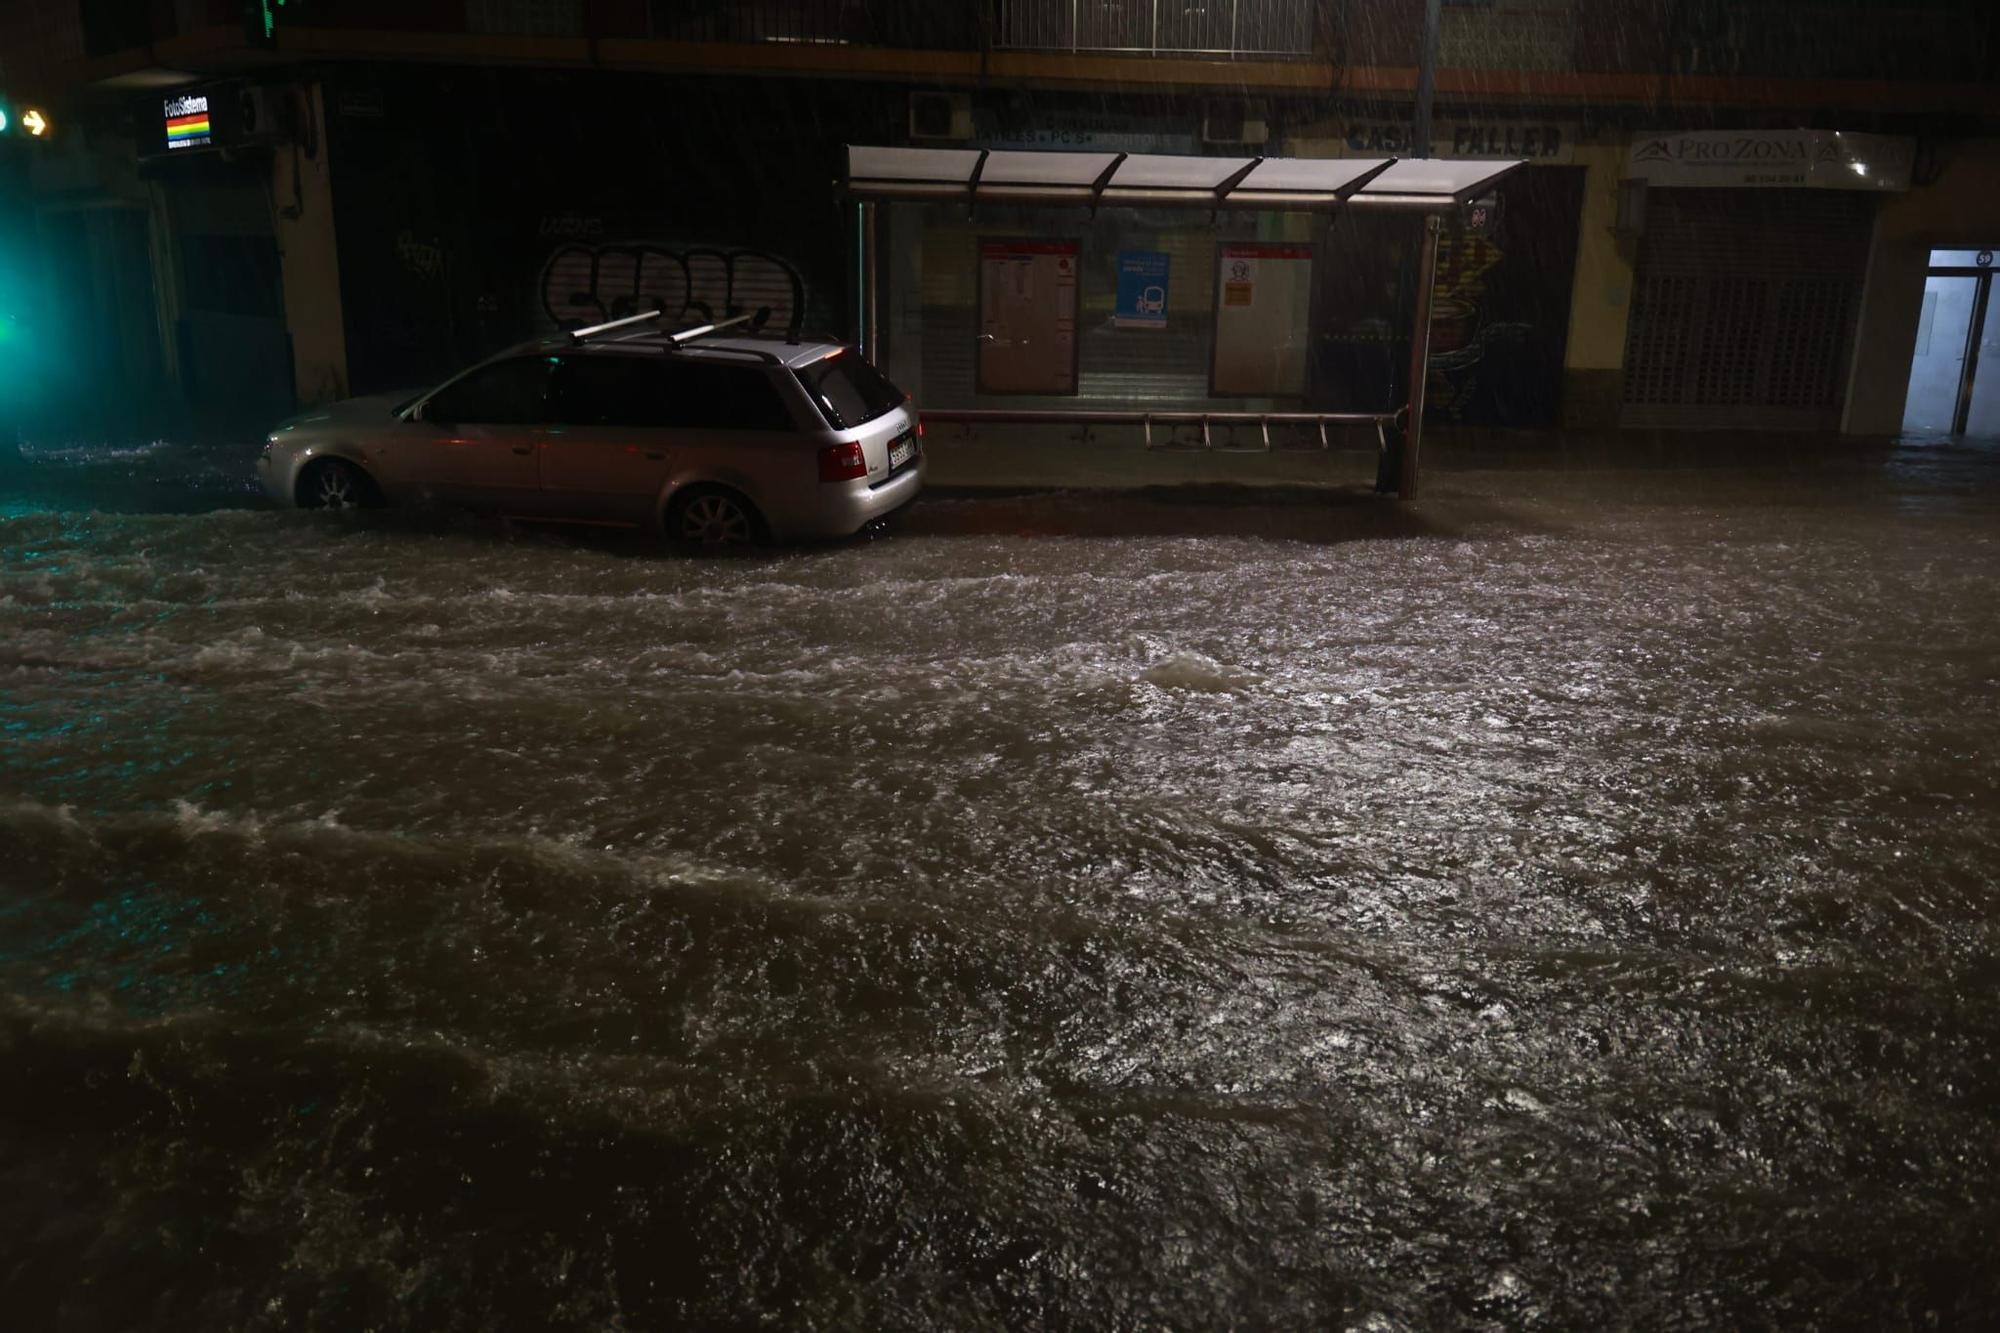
[844,145,1523,213]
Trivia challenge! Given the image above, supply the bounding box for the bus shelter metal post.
[860,201,880,362]
[1955,270,1992,436]
[849,201,865,349]
[1400,213,1443,500]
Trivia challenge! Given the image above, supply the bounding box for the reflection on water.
[2,436,1998,1327]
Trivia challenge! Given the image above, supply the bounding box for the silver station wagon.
[257,313,924,547]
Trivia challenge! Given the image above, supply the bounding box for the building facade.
[2,0,1996,442]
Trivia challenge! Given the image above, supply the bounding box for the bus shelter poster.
[1115,251,1170,329]
[978,239,1080,395]
[1212,243,1313,396]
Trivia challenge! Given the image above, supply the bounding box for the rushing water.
[3,437,1998,1328]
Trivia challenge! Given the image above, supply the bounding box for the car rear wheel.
[298,457,380,511]
[668,487,762,551]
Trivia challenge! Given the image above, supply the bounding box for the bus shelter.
[843,145,1523,499]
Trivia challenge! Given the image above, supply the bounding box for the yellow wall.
[1562,145,1636,373]
[271,83,350,406]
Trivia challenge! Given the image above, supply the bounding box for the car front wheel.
[298,457,380,511]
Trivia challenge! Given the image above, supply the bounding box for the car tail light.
[818,440,868,483]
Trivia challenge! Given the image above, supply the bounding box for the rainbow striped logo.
[164,94,211,150]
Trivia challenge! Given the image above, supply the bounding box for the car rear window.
[794,351,904,430]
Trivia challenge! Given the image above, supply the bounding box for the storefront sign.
[1212,244,1312,397]
[978,239,1080,395]
[1627,130,1913,191]
[976,109,1198,155]
[1114,251,1171,330]
[1342,120,1574,163]
[164,94,212,151]
[334,87,387,120]
[981,127,1198,154]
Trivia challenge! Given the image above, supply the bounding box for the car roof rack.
[569,309,776,345]
[672,343,788,367]
[567,308,666,342]
[669,313,763,344]
[606,332,789,367]
[553,309,839,371]
[736,327,846,348]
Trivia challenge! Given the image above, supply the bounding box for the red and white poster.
[1212,243,1313,397]
[978,239,1080,395]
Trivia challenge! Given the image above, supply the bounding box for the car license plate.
[888,434,914,469]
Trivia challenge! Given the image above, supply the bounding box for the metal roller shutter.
[1621,189,1875,430]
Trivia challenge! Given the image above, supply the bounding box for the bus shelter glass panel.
[1968,287,2000,436]
[977,240,1080,395]
[880,202,1325,413]
[1903,275,1978,433]
[1212,244,1314,396]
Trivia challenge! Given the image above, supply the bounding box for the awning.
[844,145,1523,213]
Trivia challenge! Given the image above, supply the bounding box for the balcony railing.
[998,0,1317,57]
[1337,0,1996,84]
[640,0,988,49]
[58,0,1997,83]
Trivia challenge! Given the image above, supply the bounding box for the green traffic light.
[0,107,10,134]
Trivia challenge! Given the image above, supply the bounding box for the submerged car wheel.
[669,487,761,551]
[298,458,380,511]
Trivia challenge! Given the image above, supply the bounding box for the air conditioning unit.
[232,84,292,145]
[1202,99,1269,147]
[909,91,973,142]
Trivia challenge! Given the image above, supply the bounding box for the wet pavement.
[2,433,1998,1328]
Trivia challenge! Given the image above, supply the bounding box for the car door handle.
[512,446,533,455]
[645,452,665,460]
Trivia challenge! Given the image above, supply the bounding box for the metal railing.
[641,0,989,49]
[69,0,1991,80]
[921,408,1397,453]
[1332,0,1995,83]
[998,0,1316,57]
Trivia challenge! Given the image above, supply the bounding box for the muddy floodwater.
[3,439,1998,1328]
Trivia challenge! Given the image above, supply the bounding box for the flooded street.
[3,438,1998,1327]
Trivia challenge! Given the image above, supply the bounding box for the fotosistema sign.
[164,94,211,151]
[1626,131,1914,191]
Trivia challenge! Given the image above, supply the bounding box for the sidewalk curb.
[921,481,1393,506]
